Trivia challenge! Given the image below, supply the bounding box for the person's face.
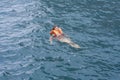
[55,27,59,29]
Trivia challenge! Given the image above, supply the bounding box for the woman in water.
[49,25,80,48]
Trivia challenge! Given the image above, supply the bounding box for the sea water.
[0,0,120,80]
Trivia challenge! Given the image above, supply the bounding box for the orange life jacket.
[50,28,63,37]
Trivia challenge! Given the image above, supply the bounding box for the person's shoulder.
[59,28,62,30]
[50,30,52,33]
[50,30,54,33]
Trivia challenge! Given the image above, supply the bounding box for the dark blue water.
[0,0,120,80]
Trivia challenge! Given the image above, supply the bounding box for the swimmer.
[49,25,80,48]
[49,25,64,44]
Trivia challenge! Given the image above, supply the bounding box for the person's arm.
[49,33,55,44]
[49,36,53,44]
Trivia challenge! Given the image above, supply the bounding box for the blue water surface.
[0,0,120,80]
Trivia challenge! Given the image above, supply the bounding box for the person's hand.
[50,40,52,45]
[49,39,52,45]
[49,36,53,45]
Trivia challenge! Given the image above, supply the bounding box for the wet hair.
[52,25,57,30]
[52,27,56,30]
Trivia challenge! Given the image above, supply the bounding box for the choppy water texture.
[0,0,120,80]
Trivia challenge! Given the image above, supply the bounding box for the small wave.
[0,0,50,52]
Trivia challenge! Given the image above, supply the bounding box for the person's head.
[52,25,58,30]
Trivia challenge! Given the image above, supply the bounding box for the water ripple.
[0,0,120,80]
